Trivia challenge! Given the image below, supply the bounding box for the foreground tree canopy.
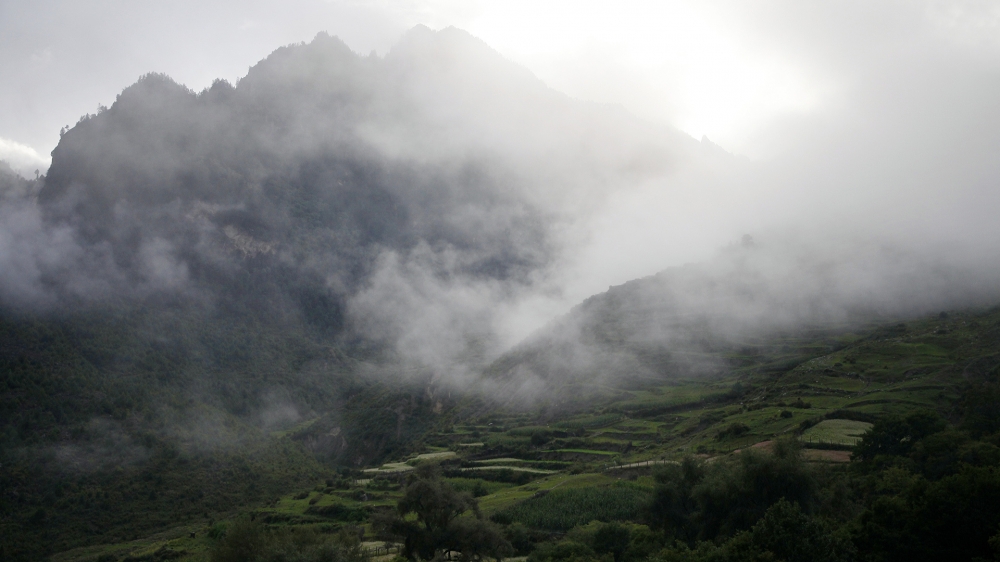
[375,464,513,562]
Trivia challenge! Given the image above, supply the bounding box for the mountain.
[3,24,701,444]
[484,238,1000,408]
[34,26,694,319]
[0,27,700,560]
[6,25,998,561]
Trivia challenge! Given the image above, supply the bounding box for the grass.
[413,451,457,461]
[51,522,215,562]
[485,435,532,447]
[554,414,623,429]
[444,478,516,495]
[801,419,873,446]
[460,466,557,474]
[363,462,413,473]
[477,473,616,514]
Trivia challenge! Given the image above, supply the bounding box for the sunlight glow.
[406,0,828,153]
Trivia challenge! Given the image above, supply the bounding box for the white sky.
[5,0,996,173]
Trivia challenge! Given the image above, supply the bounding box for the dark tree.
[376,463,513,561]
[854,412,946,462]
[592,522,631,562]
[647,457,704,541]
[724,499,854,562]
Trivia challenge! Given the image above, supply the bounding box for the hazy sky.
[3,1,997,171]
[3,0,1000,324]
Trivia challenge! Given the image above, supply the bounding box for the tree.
[962,381,1000,438]
[691,440,815,540]
[593,523,631,562]
[853,412,946,463]
[376,463,513,561]
[647,458,704,541]
[723,499,854,562]
[852,465,1000,562]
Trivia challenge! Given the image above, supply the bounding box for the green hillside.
[29,304,1000,561]
[0,303,450,560]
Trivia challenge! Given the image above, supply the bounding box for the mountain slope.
[484,239,1000,406]
[33,27,695,322]
[0,27,701,560]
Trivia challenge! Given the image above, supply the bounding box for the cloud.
[1,17,999,402]
[50,418,151,473]
[485,232,1000,406]
[0,137,50,175]
[348,242,513,382]
[0,191,85,306]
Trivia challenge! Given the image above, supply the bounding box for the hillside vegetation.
[17,304,1000,561]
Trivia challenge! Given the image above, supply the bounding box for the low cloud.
[50,418,151,473]
[0,138,50,176]
[483,232,1000,407]
[1,22,999,406]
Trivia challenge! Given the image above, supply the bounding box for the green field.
[492,483,652,530]
[801,419,873,446]
[461,466,557,474]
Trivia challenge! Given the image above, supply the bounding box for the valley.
[36,305,1000,561]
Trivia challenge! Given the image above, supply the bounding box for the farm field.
[800,419,873,446]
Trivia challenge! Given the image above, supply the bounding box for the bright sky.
[455,1,825,151]
[0,0,858,172]
[5,1,1000,174]
[4,0,999,172]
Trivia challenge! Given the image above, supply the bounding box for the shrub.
[210,518,364,562]
[593,522,631,562]
[305,503,367,522]
[716,423,750,440]
[506,522,535,555]
[528,540,600,562]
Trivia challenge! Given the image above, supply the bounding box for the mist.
[1,6,999,404]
